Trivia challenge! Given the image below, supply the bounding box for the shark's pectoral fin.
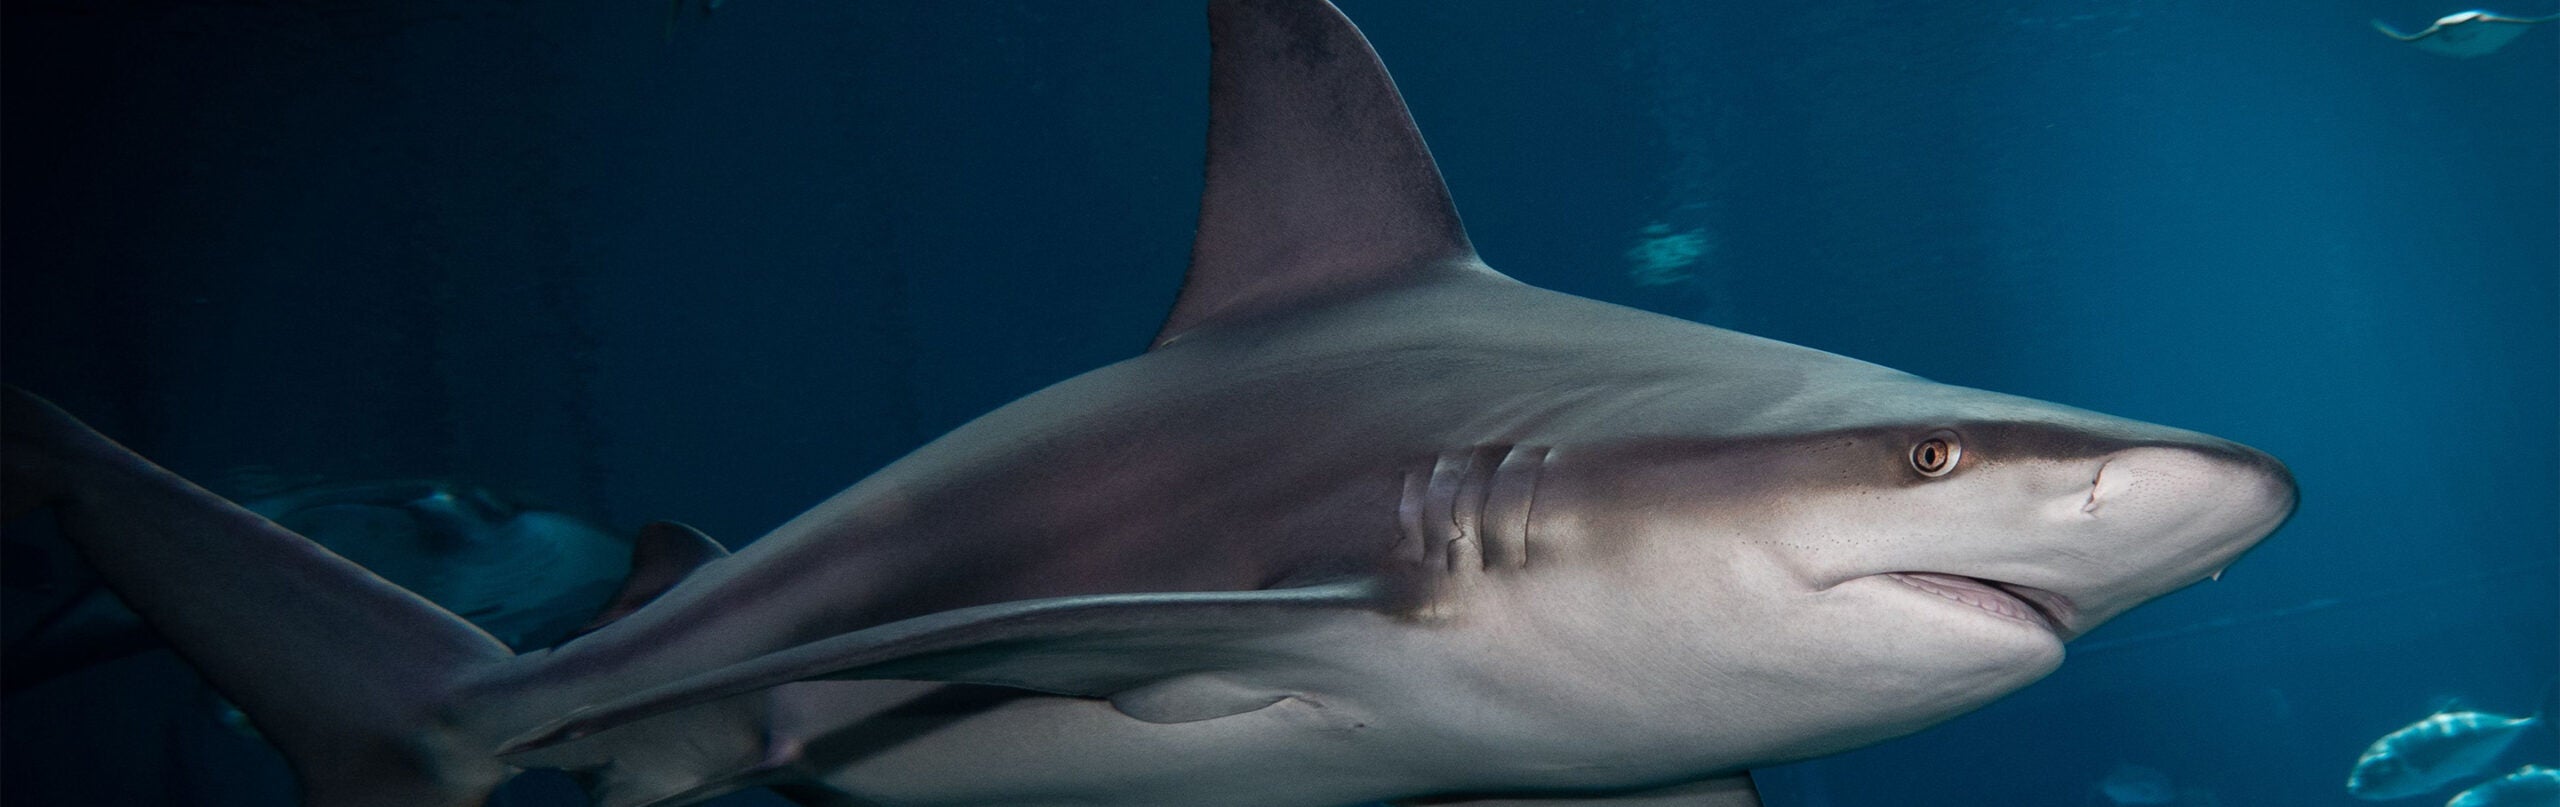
[500,578,1386,754]
[567,520,730,639]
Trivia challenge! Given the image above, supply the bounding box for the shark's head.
[1500,363,2298,764]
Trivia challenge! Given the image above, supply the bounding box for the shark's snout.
[2082,441,2296,522]
[2061,440,2296,627]
[2126,441,2296,530]
[2236,443,2302,525]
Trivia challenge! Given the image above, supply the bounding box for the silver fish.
[2351,707,2545,799]
[2448,766,2560,807]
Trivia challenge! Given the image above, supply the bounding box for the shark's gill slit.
[1451,448,1497,572]
[1395,469,1429,563]
[1484,445,1546,570]
[1424,449,1477,571]
[1403,445,1542,573]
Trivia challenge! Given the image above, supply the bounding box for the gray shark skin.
[0,1,2299,806]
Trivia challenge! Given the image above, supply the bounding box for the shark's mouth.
[1885,572,2079,638]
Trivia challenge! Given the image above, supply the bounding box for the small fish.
[2447,766,2560,807]
[2349,703,2547,800]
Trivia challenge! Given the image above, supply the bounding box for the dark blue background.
[4,1,2552,805]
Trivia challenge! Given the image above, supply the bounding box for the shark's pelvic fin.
[1154,0,1492,349]
[502,578,1385,753]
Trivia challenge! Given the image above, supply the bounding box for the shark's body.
[0,2,2297,806]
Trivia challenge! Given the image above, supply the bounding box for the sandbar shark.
[0,1,2298,805]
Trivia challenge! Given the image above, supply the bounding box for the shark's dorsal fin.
[499,579,1384,754]
[1153,0,1487,349]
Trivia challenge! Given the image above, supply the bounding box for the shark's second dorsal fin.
[1153,0,1484,350]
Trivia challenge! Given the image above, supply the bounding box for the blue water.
[2,1,2551,805]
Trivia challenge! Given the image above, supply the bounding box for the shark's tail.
[3,388,517,807]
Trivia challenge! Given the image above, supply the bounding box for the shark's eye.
[1910,431,1961,477]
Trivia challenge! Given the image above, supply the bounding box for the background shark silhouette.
[0,1,2303,805]
[5,479,662,695]
[1,1,2551,806]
